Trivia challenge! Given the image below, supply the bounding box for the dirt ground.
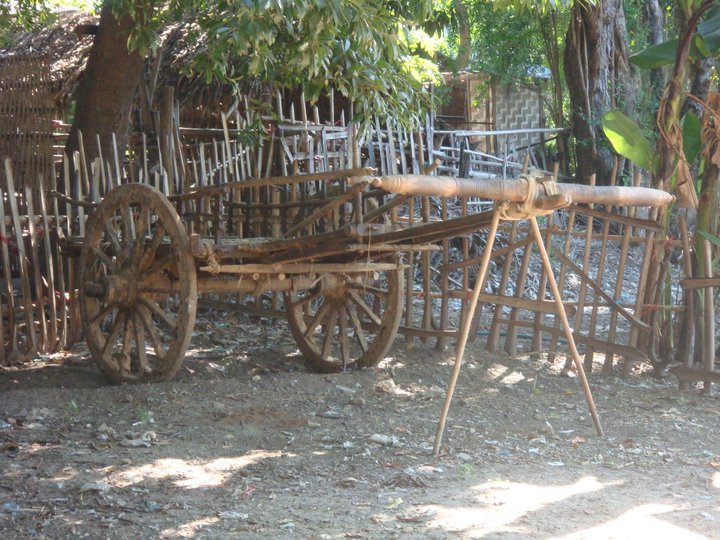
[1,310,720,539]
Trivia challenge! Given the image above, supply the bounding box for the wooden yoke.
[366,169,676,457]
[353,170,675,208]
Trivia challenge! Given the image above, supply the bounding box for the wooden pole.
[528,216,604,437]
[702,238,715,394]
[434,210,501,456]
[5,160,37,353]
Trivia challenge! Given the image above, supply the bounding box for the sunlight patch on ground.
[500,371,525,385]
[553,503,708,539]
[422,476,607,536]
[714,472,720,490]
[160,516,219,538]
[109,450,287,489]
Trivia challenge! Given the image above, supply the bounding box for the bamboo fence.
[0,86,685,379]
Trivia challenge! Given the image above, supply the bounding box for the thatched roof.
[1,10,97,111]
[1,10,255,125]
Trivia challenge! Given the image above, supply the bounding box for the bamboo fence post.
[421,193,433,341]
[437,196,450,350]
[405,196,416,344]
[504,240,533,356]
[548,209,577,364]
[605,170,638,375]
[0,185,17,359]
[702,238,715,394]
[486,222,517,351]
[528,216,604,437]
[63,155,80,343]
[434,210,501,455]
[77,131,90,196]
[51,175,68,350]
[569,173,597,372]
[677,214,695,390]
[38,174,58,351]
[25,182,48,352]
[531,216,553,358]
[5,159,37,353]
[531,163,560,359]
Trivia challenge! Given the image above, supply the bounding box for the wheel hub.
[85,273,139,307]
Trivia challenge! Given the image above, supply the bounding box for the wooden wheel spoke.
[91,245,118,272]
[120,204,134,244]
[90,302,118,327]
[131,209,149,264]
[101,311,126,356]
[139,223,166,271]
[140,255,174,279]
[347,282,389,298]
[289,288,323,309]
[303,300,332,339]
[348,291,382,326]
[137,306,167,361]
[338,307,350,368]
[139,295,177,333]
[133,310,149,373]
[103,219,123,259]
[321,309,338,358]
[80,183,196,383]
[346,305,368,352]
[121,316,134,373]
[139,286,174,295]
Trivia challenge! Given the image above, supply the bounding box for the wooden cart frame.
[71,168,673,385]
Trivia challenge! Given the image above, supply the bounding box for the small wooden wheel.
[284,261,404,372]
[79,183,197,383]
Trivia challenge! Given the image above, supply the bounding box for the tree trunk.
[455,1,471,71]
[683,57,713,118]
[539,9,569,175]
[643,0,665,95]
[563,0,631,185]
[65,2,144,164]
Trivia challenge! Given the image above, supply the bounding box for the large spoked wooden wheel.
[284,261,404,372]
[79,183,197,384]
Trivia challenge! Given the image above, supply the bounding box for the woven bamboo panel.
[493,83,542,150]
[0,55,55,198]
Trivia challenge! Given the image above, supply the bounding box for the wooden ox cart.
[72,169,672,384]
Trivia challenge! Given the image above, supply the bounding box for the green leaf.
[693,33,711,58]
[698,230,720,249]
[682,112,702,163]
[602,110,656,173]
[698,5,720,53]
[629,39,678,69]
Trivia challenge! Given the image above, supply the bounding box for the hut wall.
[493,83,544,153]
[0,55,56,194]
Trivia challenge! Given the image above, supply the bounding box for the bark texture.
[564,0,632,185]
[66,2,144,163]
[643,0,665,94]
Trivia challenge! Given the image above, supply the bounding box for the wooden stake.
[677,214,695,390]
[528,216,604,437]
[25,181,48,351]
[434,210,501,455]
[0,186,17,359]
[702,237,715,394]
[5,159,37,353]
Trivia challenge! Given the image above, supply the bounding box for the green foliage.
[682,112,702,163]
[101,0,439,132]
[629,39,679,68]
[487,0,575,13]
[454,1,547,84]
[630,4,720,69]
[0,1,55,47]
[602,110,657,173]
[698,230,720,249]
